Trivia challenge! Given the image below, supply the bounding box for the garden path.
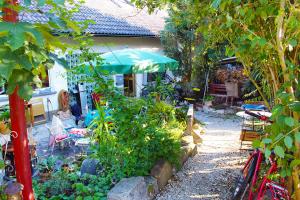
[155,111,247,200]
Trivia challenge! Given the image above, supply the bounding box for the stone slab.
[107,176,148,200]
[150,160,173,190]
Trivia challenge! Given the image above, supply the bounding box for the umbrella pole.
[4,1,34,199]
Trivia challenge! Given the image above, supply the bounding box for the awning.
[98,49,179,74]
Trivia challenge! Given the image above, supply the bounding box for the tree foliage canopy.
[0,0,87,99]
[133,0,300,196]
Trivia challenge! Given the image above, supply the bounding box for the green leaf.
[258,38,267,46]
[280,168,287,177]
[262,138,272,144]
[274,145,285,158]
[289,39,297,47]
[271,104,284,119]
[290,159,300,168]
[284,136,293,149]
[25,28,44,47]
[264,148,271,158]
[0,62,15,80]
[211,0,221,9]
[252,139,261,148]
[0,160,4,169]
[295,132,300,142]
[289,102,300,112]
[284,117,295,127]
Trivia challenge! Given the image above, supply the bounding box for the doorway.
[124,74,136,97]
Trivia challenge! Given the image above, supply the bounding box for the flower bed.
[31,98,193,200]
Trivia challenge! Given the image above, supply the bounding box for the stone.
[150,160,173,190]
[144,176,158,200]
[191,129,202,144]
[107,176,148,200]
[181,135,194,146]
[182,143,197,157]
[180,146,189,166]
[80,158,103,175]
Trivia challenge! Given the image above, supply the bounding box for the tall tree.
[132,0,300,197]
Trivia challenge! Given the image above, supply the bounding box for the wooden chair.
[29,98,47,125]
[240,129,260,149]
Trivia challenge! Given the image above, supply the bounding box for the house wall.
[0,36,164,114]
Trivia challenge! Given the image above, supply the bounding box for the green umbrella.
[98,49,178,74]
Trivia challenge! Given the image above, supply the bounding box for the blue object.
[84,109,111,127]
[241,104,267,111]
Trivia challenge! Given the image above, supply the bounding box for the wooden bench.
[209,83,227,97]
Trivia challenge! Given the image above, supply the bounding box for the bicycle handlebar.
[244,110,272,123]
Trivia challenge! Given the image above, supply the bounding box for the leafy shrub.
[33,169,112,200]
[91,98,184,178]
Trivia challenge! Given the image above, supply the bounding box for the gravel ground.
[156,111,247,200]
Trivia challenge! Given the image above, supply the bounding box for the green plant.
[145,75,175,102]
[90,98,183,177]
[33,168,111,200]
[175,106,188,123]
[38,156,57,173]
[0,108,10,122]
[204,95,214,102]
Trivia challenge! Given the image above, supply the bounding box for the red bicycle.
[232,149,290,200]
[233,109,290,200]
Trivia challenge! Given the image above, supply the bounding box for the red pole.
[4,1,35,200]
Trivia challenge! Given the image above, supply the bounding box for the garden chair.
[46,116,70,155]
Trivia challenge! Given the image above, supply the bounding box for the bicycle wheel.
[232,155,257,200]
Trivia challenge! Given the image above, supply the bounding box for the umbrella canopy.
[99,49,179,74]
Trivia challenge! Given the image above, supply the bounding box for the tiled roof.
[20,0,167,37]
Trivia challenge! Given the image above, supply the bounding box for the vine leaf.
[284,136,293,149]
[274,145,285,158]
[289,102,300,112]
[0,62,15,80]
[264,148,271,159]
[284,117,295,127]
[262,138,272,144]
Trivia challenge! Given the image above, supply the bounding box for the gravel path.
[156,111,247,200]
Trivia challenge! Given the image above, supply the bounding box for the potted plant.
[0,109,10,135]
[204,95,214,107]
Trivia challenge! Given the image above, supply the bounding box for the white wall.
[0,61,68,112]
[46,62,68,111]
